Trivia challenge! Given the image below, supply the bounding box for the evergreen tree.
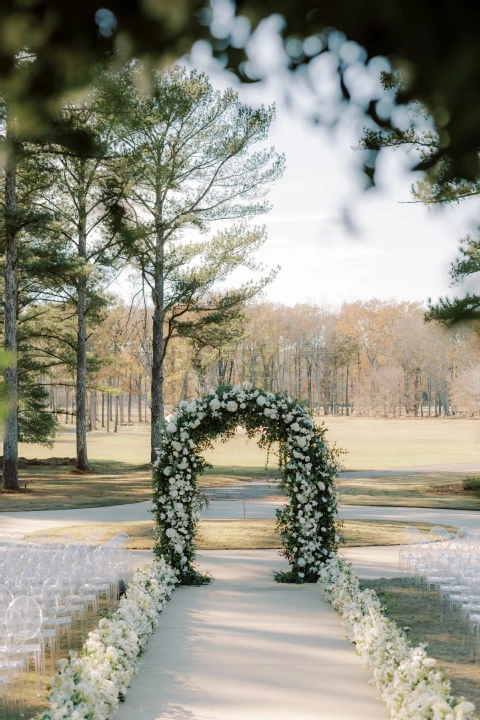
[115,66,284,460]
[32,77,132,470]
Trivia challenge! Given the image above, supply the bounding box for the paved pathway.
[1,499,479,535]
[116,550,388,720]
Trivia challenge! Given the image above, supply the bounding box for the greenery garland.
[152,383,340,584]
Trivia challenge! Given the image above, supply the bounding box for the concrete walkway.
[1,499,479,535]
[116,550,388,720]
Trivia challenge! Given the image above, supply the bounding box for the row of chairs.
[399,525,480,661]
[0,532,133,717]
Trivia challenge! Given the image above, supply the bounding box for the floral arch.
[152,384,340,584]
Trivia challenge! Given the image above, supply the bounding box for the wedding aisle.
[116,550,388,720]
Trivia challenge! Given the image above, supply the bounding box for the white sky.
[113,41,480,310]
[223,80,480,309]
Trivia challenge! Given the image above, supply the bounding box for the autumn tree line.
[40,297,480,429]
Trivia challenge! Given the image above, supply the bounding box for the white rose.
[256,395,266,406]
[197,412,206,420]
[240,403,246,409]
[270,411,277,419]
[163,466,173,476]
[422,658,437,668]
[166,422,177,433]
[296,436,307,448]
[172,441,182,451]
[165,528,175,538]
[297,558,306,567]
[174,502,184,511]
[178,459,188,469]
[291,421,300,432]
[264,408,271,416]
[226,401,238,412]
[209,398,221,410]
[296,494,306,503]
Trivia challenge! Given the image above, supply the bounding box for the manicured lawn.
[26,519,458,550]
[339,470,480,510]
[322,416,480,470]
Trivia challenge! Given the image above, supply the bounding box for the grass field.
[1,417,479,511]
[27,518,458,550]
[339,471,480,509]
[322,416,480,470]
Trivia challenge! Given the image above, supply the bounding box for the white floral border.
[37,558,177,720]
[319,556,476,720]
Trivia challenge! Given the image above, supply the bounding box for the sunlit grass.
[27,519,458,550]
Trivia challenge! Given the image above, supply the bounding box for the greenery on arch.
[152,384,341,585]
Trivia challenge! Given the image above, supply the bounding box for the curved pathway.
[0,500,479,535]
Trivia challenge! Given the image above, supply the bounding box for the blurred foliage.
[1,1,480,186]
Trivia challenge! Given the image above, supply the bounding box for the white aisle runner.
[116,550,388,720]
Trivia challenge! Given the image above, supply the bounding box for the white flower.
[163,466,173,476]
[296,436,307,448]
[172,441,182,451]
[291,421,301,432]
[166,422,177,433]
[264,408,272,416]
[209,397,221,411]
[297,558,306,567]
[226,400,238,412]
[166,528,175,538]
[256,395,266,406]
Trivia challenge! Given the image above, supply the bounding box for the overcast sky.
[114,45,480,310]
[223,80,480,309]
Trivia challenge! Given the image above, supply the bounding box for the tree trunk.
[120,390,124,425]
[345,358,350,416]
[114,393,119,432]
[128,375,132,424]
[101,392,105,427]
[3,120,19,490]
[65,388,69,425]
[91,392,97,430]
[144,380,149,423]
[76,178,89,471]
[150,227,165,462]
[137,374,142,422]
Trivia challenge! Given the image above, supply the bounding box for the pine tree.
[114,66,284,460]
